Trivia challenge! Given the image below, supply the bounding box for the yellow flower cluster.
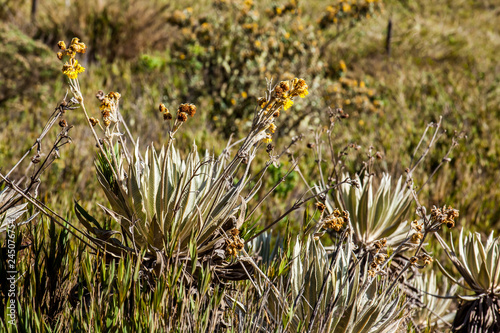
[273,78,309,112]
[163,0,380,134]
[57,38,87,79]
[225,228,245,257]
[255,78,308,143]
[266,1,298,18]
[97,91,121,127]
[323,208,349,232]
[326,73,380,113]
[318,0,383,29]
[166,9,193,28]
[430,205,459,228]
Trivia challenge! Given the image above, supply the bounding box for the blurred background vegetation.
[0,0,499,330]
[1,0,498,231]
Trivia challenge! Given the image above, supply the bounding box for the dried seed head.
[279,80,290,92]
[57,41,66,50]
[257,97,267,108]
[411,220,423,232]
[186,103,197,117]
[411,232,423,244]
[159,103,167,113]
[315,202,326,212]
[421,254,433,266]
[178,103,190,114]
[374,238,387,249]
[59,119,68,127]
[31,154,41,164]
[57,52,63,60]
[96,90,105,101]
[177,112,188,122]
[274,86,283,97]
[374,253,387,265]
[163,112,173,120]
[89,117,99,126]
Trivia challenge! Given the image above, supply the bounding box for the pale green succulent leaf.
[0,202,28,233]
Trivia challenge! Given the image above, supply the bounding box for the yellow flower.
[342,3,351,12]
[283,99,294,110]
[299,88,309,98]
[62,60,85,79]
[339,60,347,72]
[268,123,276,133]
[241,91,248,98]
[264,133,273,143]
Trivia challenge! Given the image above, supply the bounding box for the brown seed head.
[374,253,387,265]
[315,202,326,212]
[108,91,121,100]
[89,117,99,127]
[59,119,68,127]
[178,103,190,114]
[95,90,105,101]
[411,232,423,244]
[186,104,197,117]
[177,112,188,122]
[274,86,283,97]
[279,80,290,92]
[257,97,267,108]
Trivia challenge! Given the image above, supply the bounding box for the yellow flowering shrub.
[161,0,383,136]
